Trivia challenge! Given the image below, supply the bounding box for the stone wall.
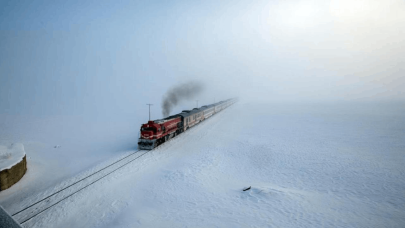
[0,155,27,191]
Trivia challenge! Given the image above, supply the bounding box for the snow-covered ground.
[1,102,405,227]
[0,113,141,201]
[0,143,25,171]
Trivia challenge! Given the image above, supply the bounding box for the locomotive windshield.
[141,127,156,132]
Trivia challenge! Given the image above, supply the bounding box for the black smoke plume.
[162,81,205,117]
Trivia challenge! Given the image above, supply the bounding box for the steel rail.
[12,149,142,217]
[19,150,151,224]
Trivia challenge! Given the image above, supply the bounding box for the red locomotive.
[138,116,183,149]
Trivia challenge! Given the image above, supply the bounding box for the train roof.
[178,112,192,118]
[154,114,181,123]
[201,104,215,109]
[178,106,206,118]
[163,99,237,119]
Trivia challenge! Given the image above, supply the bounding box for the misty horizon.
[1,0,404,118]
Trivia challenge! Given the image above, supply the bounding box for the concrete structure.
[0,143,27,191]
[0,205,22,228]
[0,155,27,191]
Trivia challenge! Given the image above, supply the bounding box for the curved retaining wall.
[0,155,27,191]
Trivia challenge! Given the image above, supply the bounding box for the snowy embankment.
[0,114,139,205]
[0,143,27,191]
[0,143,25,172]
[2,102,405,227]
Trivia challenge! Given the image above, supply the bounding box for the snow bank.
[0,143,26,172]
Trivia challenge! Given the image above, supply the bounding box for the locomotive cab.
[140,121,159,140]
[138,121,160,150]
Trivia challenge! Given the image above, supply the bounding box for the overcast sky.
[1,0,404,118]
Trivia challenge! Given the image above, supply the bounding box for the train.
[138,98,238,150]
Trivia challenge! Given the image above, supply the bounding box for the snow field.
[111,103,404,228]
[0,114,140,212]
[95,103,405,228]
[2,102,405,227]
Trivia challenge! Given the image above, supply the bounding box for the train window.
[142,127,156,132]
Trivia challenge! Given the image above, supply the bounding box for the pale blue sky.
[1,0,404,117]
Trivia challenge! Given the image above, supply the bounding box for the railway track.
[11,103,236,226]
[12,149,151,225]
